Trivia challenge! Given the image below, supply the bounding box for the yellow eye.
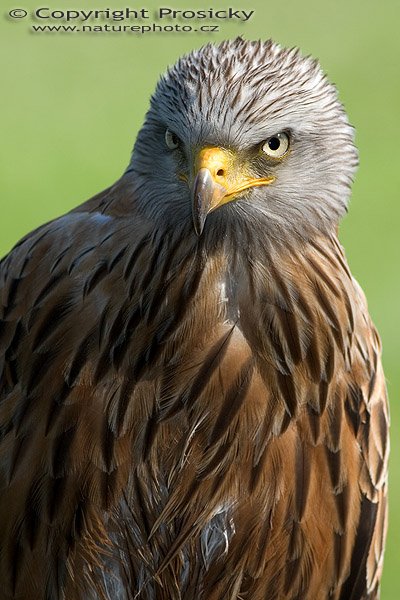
[165,128,180,150]
[262,132,290,158]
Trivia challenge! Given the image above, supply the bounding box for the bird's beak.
[191,147,275,235]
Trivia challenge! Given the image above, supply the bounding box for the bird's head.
[129,38,358,237]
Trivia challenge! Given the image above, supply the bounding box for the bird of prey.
[0,38,389,600]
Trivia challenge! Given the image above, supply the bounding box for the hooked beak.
[191,147,275,235]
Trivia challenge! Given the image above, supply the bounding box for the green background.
[0,0,399,595]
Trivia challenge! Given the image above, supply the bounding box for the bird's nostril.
[216,169,225,177]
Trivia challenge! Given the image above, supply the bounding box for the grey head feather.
[129,38,358,238]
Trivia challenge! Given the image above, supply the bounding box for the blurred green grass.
[0,0,399,596]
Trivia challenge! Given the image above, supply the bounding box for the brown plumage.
[0,39,388,599]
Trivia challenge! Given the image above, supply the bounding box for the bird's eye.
[262,132,290,158]
[165,129,180,150]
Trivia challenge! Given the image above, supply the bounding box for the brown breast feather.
[0,179,388,599]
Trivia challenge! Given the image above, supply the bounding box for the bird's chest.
[151,256,287,471]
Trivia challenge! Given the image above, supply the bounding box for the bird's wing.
[0,178,160,598]
[276,236,389,600]
[336,277,389,600]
